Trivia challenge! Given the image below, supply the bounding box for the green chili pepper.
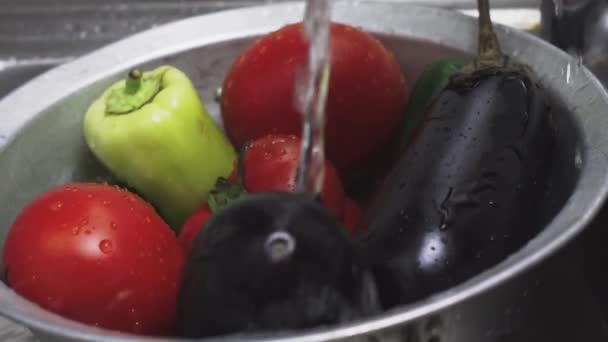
[84,65,237,229]
[397,58,465,150]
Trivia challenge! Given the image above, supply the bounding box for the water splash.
[295,0,331,196]
[553,0,563,17]
[562,54,584,84]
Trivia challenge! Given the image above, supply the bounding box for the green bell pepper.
[397,58,465,150]
[84,65,237,229]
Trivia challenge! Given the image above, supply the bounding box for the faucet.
[540,0,608,83]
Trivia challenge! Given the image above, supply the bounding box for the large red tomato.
[2,183,184,336]
[221,22,408,179]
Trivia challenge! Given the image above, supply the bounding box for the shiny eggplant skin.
[176,192,379,338]
[361,68,555,308]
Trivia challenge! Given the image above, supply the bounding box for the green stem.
[125,69,142,94]
[207,177,246,213]
[105,68,162,114]
[477,0,506,68]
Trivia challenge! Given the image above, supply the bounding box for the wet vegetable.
[84,66,237,229]
[343,198,364,235]
[176,192,379,338]
[397,58,465,151]
[3,183,184,336]
[242,134,346,219]
[178,177,245,254]
[178,203,212,254]
[220,22,408,180]
[361,0,556,307]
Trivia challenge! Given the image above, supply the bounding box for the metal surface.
[0,1,607,341]
[0,0,541,100]
[540,0,608,86]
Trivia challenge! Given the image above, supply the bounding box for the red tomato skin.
[221,22,408,178]
[343,197,364,235]
[242,134,346,219]
[178,204,212,254]
[2,183,185,336]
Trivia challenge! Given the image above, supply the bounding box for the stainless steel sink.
[0,0,541,100]
[0,0,286,99]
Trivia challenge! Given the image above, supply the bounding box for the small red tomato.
[2,183,184,336]
[179,203,213,254]
[343,198,364,235]
[221,22,408,179]
[242,134,346,219]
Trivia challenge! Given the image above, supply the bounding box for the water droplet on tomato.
[144,216,151,224]
[50,201,63,211]
[110,222,117,230]
[86,194,93,199]
[79,218,89,226]
[99,240,113,254]
[71,227,80,235]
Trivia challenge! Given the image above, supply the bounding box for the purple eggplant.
[361,0,556,308]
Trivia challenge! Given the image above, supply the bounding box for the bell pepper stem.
[106,68,162,114]
[125,69,142,95]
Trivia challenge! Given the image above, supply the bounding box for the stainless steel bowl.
[0,2,607,341]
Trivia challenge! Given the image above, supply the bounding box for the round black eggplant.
[176,192,379,338]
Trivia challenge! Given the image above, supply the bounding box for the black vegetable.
[361,0,556,308]
[177,192,379,338]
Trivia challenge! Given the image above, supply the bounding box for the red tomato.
[178,203,212,254]
[2,183,185,336]
[221,21,408,179]
[242,134,346,219]
[343,198,364,235]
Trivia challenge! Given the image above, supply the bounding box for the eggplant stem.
[477,0,506,68]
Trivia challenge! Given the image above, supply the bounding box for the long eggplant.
[361,0,556,308]
[177,192,379,338]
